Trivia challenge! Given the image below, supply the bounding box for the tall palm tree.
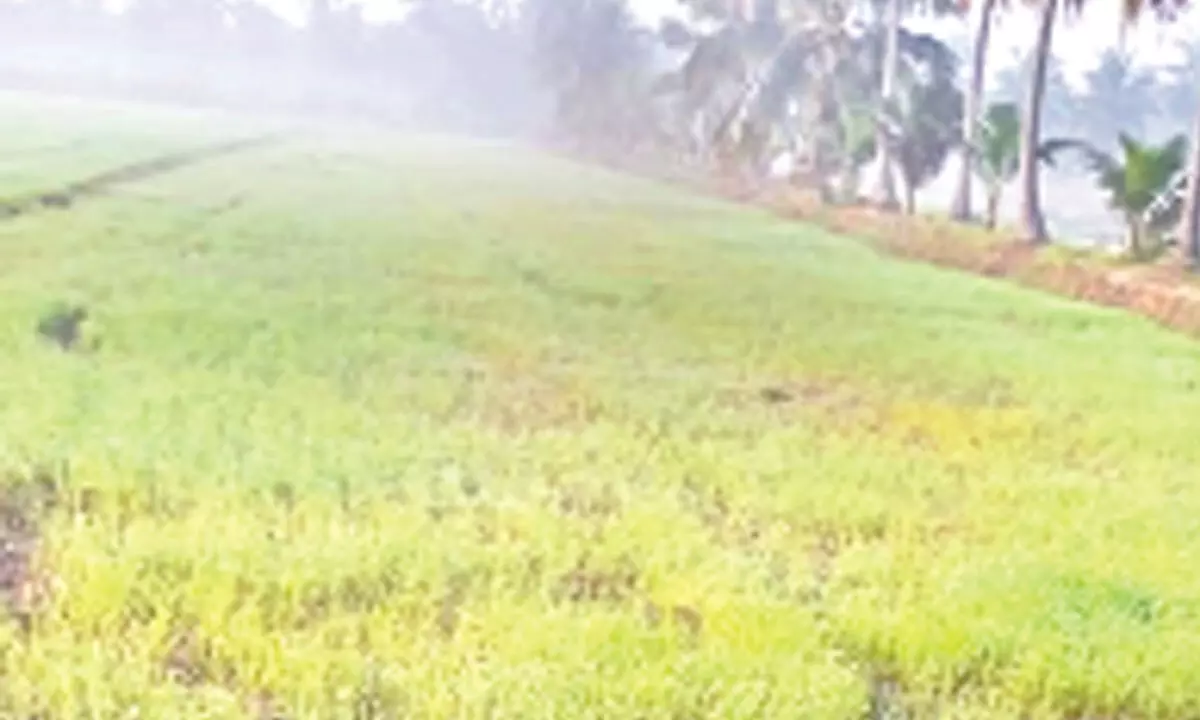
[872,0,904,209]
[872,0,965,210]
[1015,0,1063,244]
[527,0,653,153]
[1009,0,1185,248]
[879,31,965,213]
[663,0,963,202]
[1159,22,1200,265]
[1179,112,1200,265]
[664,0,869,180]
[950,0,1000,221]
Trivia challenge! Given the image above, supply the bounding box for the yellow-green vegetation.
[0,93,271,199]
[1,94,1200,718]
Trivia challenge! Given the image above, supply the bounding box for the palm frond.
[1037,138,1116,175]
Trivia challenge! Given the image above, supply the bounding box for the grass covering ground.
[0,94,1199,718]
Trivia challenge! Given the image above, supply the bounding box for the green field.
[0,92,1198,718]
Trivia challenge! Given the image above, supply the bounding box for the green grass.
[0,96,1197,717]
[0,92,283,198]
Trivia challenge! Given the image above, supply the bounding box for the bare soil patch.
[0,464,64,634]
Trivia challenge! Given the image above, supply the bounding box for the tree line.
[0,0,1198,258]
[0,0,542,135]
[524,0,1200,259]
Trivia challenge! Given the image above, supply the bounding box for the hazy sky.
[261,0,1200,78]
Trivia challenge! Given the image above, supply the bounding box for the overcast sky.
[260,0,1200,79]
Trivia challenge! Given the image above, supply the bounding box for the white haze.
[0,0,1198,247]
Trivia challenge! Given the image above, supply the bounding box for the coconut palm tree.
[1008,0,1186,248]
[526,0,656,154]
[1182,111,1200,266]
[996,1,1092,244]
[968,101,1064,228]
[1165,33,1200,266]
[870,0,964,210]
[873,0,904,209]
[655,0,792,176]
[1042,133,1188,257]
[950,0,1000,221]
[974,101,1021,228]
[661,0,879,181]
[662,0,964,200]
[1105,0,1196,265]
[829,104,878,202]
[884,38,965,213]
[1014,0,1063,245]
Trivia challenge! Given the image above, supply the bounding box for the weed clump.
[36,304,93,352]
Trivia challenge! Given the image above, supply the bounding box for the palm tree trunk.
[1126,215,1143,259]
[838,162,859,204]
[951,0,998,222]
[985,185,1001,229]
[1017,0,1056,245]
[872,0,901,210]
[1179,102,1200,268]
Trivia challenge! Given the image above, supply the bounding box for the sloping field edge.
[587,152,1200,342]
[0,133,283,220]
[755,187,1200,332]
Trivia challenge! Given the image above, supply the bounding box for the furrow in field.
[0,133,283,220]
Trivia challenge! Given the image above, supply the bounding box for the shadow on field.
[36,304,95,353]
